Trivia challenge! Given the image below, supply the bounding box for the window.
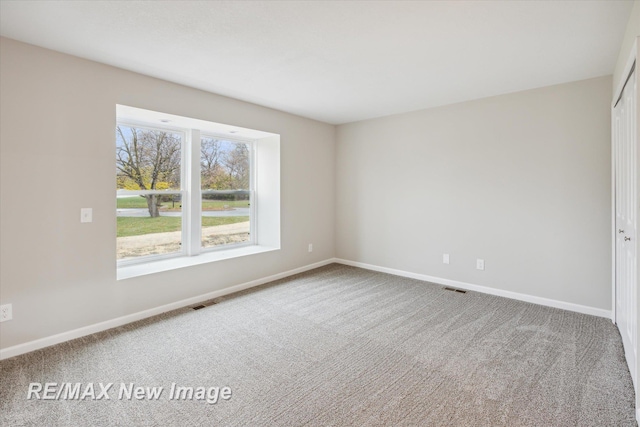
[115,105,279,273]
[200,137,253,250]
[116,125,185,261]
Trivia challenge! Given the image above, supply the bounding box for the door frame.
[612,38,638,326]
[611,37,639,424]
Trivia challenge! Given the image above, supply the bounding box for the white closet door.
[614,68,637,389]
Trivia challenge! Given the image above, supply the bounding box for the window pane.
[117,194,183,260]
[116,124,183,261]
[201,137,251,249]
[201,192,250,249]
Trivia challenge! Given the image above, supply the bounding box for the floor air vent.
[192,301,218,310]
[444,287,467,294]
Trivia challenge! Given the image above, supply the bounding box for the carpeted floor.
[0,264,636,426]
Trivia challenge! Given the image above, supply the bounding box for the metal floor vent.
[444,287,467,294]
[192,301,218,310]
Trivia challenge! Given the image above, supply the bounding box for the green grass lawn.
[117,216,249,237]
[117,197,154,209]
[117,196,249,210]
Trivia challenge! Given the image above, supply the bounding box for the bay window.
[115,105,279,276]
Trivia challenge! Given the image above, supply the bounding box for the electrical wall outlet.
[0,304,12,322]
[476,259,485,271]
[308,243,313,253]
[443,254,450,264]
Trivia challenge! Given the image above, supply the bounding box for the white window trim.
[185,128,200,256]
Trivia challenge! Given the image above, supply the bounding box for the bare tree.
[223,143,250,190]
[201,138,226,189]
[201,139,249,190]
[116,126,181,217]
[201,138,220,172]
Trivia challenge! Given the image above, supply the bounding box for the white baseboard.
[334,258,611,319]
[1,257,612,360]
[0,259,335,361]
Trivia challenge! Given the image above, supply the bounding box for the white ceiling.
[0,1,633,124]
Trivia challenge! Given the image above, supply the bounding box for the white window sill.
[117,245,279,280]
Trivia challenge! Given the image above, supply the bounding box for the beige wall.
[0,20,625,351]
[613,0,640,94]
[336,76,612,310]
[0,37,335,349]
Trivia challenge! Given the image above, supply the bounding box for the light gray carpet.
[0,264,636,426]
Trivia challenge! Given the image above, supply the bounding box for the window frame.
[116,122,257,267]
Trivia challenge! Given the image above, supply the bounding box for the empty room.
[1,1,639,425]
